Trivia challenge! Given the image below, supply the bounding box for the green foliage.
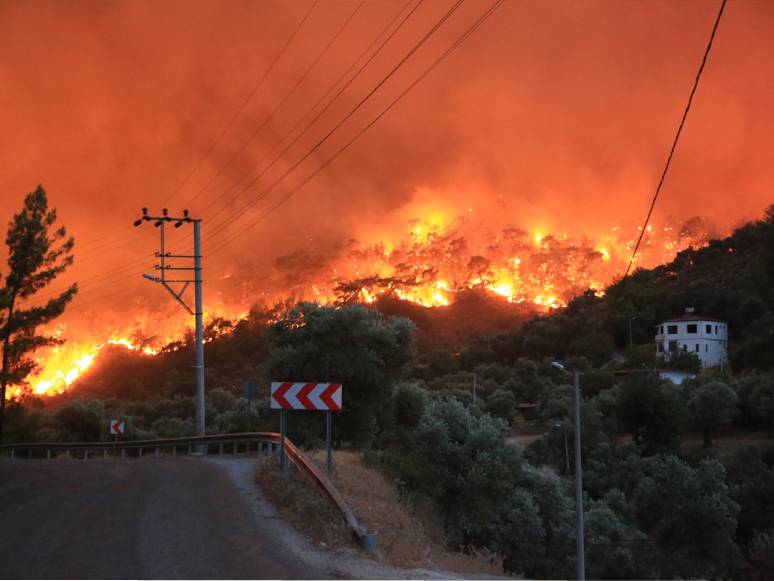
[493,487,546,574]
[616,375,685,454]
[749,378,774,436]
[52,400,105,441]
[568,331,615,367]
[269,303,414,445]
[391,381,426,430]
[723,446,774,547]
[0,186,77,440]
[745,529,774,580]
[687,380,739,447]
[584,443,647,501]
[484,388,516,422]
[584,501,655,579]
[658,350,702,373]
[630,455,742,579]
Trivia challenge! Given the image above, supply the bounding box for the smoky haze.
[0,0,772,338]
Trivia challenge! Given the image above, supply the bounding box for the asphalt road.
[0,458,328,579]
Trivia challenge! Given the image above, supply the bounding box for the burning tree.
[0,186,77,441]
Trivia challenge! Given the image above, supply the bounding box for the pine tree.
[0,185,77,441]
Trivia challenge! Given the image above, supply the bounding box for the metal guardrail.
[0,432,377,552]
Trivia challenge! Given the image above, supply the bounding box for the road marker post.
[271,382,342,473]
[110,418,125,457]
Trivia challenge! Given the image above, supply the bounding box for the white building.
[655,309,728,369]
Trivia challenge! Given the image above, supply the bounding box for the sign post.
[110,419,125,456]
[270,382,342,473]
[243,380,257,433]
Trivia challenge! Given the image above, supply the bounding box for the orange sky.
[1,0,773,337]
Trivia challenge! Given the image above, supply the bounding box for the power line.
[182,0,367,209]
[196,0,428,234]
[159,0,320,207]
[204,0,464,245]
[209,0,505,256]
[617,0,727,292]
[22,1,418,311]
[59,0,321,261]
[30,0,488,316]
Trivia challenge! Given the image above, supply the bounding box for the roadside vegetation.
[6,209,774,578]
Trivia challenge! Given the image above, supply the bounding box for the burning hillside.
[279,213,715,308]
[22,213,715,397]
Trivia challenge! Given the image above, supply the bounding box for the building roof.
[661,314,726,323]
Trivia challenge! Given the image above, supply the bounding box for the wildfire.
[17,214,713,398]
[282,214,712,311]
[27,336,157,396]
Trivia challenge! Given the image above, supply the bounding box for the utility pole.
[134,208,206,443]
[552,361,586,581]
[572,367,585,581]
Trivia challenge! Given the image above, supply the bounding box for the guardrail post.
[279,409,286,469]
[46,449,51,461]
[188,444,192,455]
[172,446,176,457]
[219,443,223,455]
[121,449,126,459]
[103,450,107,459]
[139,448,143,458]
[84,450,89,460]
[155,447,160,458]
[326,410,333,475]
[9,450,14,461]
[233,442,237,455]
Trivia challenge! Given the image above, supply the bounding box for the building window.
[715,325,718,333]
[657,343,663,353]
[687,324,698,333]
[706,324,712,334]
[705,344,708,352]
[667,325,678,334]
[695,344,700,352]
[682,344,687,352]
[659,325,664,334]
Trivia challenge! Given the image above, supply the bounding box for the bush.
[616,375,685,454]
[269,304,414,445]
[52,400,105,441]
[687,381,739,447]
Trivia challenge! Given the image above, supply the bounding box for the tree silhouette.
[0,186,76,441]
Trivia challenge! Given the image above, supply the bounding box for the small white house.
[655,309,728,369]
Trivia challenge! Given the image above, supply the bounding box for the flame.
[16,213,713,398]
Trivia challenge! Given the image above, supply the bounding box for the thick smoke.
[0,0,772,352]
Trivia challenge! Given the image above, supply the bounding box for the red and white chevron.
[270,382,343,411]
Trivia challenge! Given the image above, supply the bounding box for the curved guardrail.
[0,432,377,551]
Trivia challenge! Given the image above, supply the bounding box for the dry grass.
[306,450,504,576]
[254,456,356,550]
[255,450,504,576]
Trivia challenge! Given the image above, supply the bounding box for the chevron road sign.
[109,419,125,435]
[270,382,342,411]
